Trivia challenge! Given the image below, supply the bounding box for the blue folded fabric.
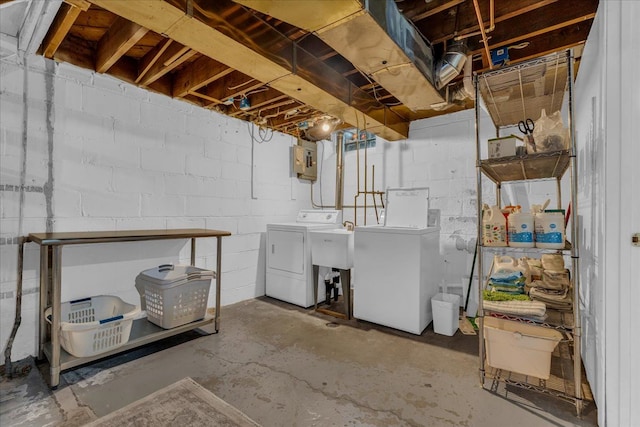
[490,271,524,283]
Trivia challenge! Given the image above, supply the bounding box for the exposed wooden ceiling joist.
[96,17,148,73]
[41,2,86,58]
[172,56,233,98]
[139,42,195,86]
[33,0,598,140]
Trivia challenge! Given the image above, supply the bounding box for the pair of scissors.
[518,118,535,135]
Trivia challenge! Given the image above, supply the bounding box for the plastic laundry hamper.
[45,295,140,358]
[135,264,215,329]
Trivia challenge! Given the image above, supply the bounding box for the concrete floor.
[1,297,597,426]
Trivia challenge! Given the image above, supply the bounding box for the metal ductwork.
[234,0,445,112]
[435,43,468,90]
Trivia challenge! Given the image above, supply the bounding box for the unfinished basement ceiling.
[10,0,598,140]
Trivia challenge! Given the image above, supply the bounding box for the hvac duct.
[435,43,468,90]
[234,0,445,112]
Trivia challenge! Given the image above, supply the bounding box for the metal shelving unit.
[29,228,231,388]
[474,51,585,415]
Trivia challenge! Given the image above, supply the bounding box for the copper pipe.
[454,0,495,41]
[335,132,344,210]
[473,0,494,70]
[364,132,368,226]
[372,165,379,223]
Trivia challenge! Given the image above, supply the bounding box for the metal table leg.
[50,246,62,388]
[214,237,222,332]
[38,246,49,360]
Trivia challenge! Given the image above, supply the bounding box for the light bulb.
[321,122,331,132]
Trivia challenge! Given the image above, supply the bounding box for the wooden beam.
[85,0,409,140]
[139,42,196,86]
[229,94,293,117]
[172,56,232,98]
[481,14,596,53]
[136,38,172,84]
[63,0,90,11]
[41,3,82,58]
[412,0,466,22]
[444,0,560,43]
[96,17,148,73]
[193,72,265,106]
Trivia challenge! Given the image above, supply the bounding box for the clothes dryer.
[266,210,341,307]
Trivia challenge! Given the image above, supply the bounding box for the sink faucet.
[343,221,354,231]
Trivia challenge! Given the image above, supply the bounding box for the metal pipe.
[364,131,368,225]
[567,50,582,407]
[472,0,494,70]
[474,71,486,386]
[335,132,344,210]
[372,165,379,223]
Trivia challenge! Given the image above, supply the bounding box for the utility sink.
[310,229,354,270]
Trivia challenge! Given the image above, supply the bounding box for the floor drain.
[325,322,339,328]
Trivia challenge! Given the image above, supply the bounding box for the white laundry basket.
[46,295,140,358]
[135,264,214,329]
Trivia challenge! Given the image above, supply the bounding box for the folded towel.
[483,300,547,318]
[529,287,573,311]
[489,271,524,283]
[483,290,531,302]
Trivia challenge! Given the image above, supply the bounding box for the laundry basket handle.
[158,264,174,272]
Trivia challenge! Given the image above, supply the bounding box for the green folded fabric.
[483,289,531,301]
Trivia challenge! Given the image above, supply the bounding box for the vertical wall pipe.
[567,50,583,411]
[335,132,344,211]
[474,72,485,386]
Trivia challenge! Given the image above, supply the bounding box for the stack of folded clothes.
[482,290,547,321]
[527,255,572,311]
[487,270,526,294]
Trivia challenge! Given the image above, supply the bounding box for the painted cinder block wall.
[1,53,573,363]
[0,55,310,360]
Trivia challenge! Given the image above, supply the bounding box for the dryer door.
[268,229,305,274]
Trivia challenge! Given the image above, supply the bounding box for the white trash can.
[432,293,460,336]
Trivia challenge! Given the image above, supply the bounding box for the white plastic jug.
[482,204,507,246]
[493,255,517,272]
[508,212,535,248]
[535,210,565,249]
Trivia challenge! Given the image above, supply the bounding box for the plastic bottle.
[482,204,507,246]
[508,212,535,248]
[493,255,517,272]
[535,210,565,249]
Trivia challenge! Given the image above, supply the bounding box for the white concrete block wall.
[0,56,305,361]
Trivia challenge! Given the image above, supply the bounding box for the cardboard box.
[488,135,520,158]
[483,316,563,379]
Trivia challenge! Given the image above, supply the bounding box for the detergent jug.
[508,212,535,248]
[482,204,507,246]
[493,255,517,272]
[535,210,565,249]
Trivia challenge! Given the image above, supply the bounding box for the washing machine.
[266,210,342,307]
[353,188,442,334]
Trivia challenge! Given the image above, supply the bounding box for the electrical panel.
[292,139,317,181]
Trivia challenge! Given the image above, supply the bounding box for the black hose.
[464,241,477,313]
[4,237,25,379]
